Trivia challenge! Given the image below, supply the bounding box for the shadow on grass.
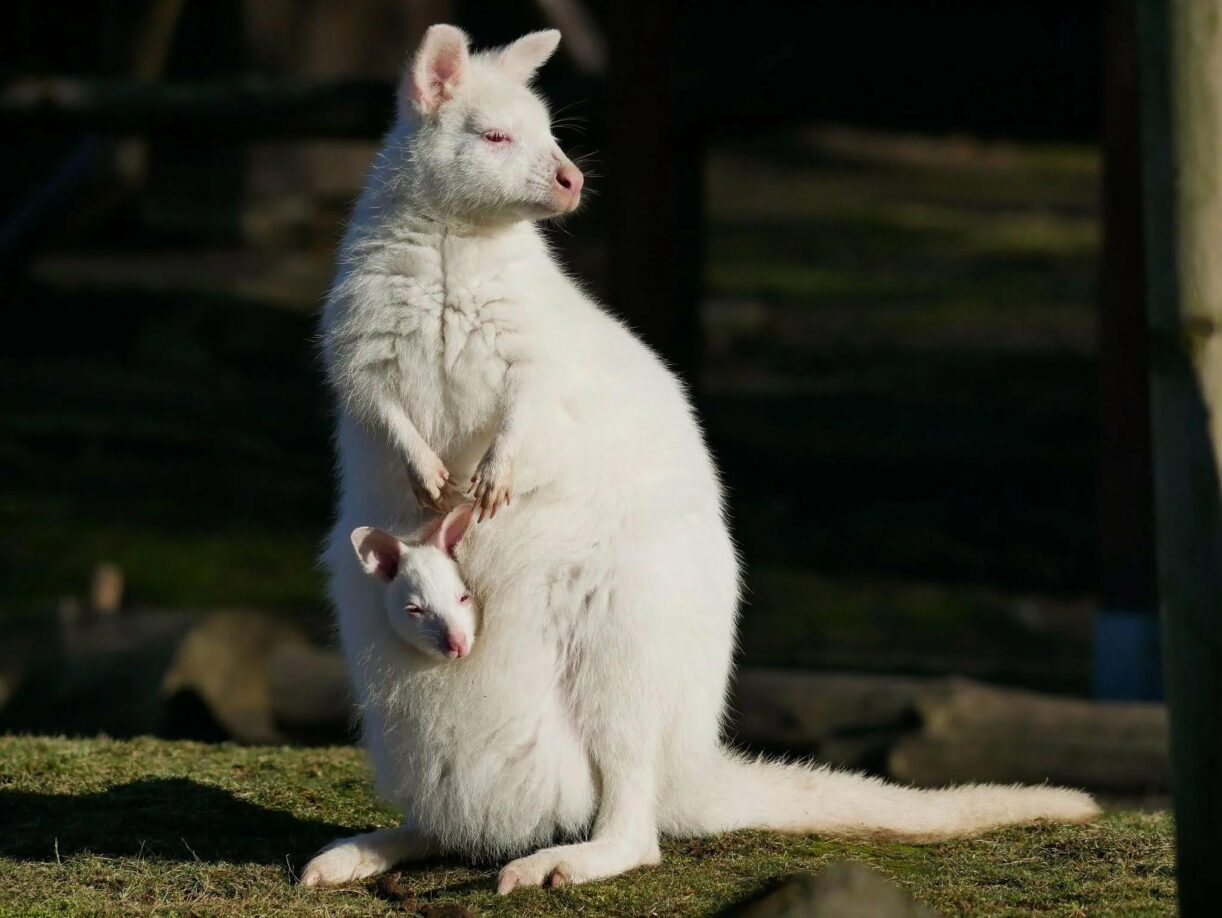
[0,777,352,868]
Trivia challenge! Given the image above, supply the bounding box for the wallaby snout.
[553,160,583,212]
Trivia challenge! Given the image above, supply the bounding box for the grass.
[0,735,1174,916]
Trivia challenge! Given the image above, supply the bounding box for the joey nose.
[553,163,584,210]
[445,633,469,659]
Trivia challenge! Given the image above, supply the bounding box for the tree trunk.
[1136,1,1222,913]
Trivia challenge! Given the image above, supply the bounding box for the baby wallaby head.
[398,24,583,224]
[351,504,477,661]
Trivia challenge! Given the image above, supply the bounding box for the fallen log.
[268,640,353,741]
[729,669,1168,794]
[728,668,937,770]
[890,678,1168,793]
[730,669,934,747]
[161,611,308,745]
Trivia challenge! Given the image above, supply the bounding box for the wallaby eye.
[405,603,424,617]
[458,592,472,604]
[482,130,511,144]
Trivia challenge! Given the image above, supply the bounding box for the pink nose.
[554,163,584,208]
[445,633,469,659]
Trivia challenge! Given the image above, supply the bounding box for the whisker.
[550,99,588,120]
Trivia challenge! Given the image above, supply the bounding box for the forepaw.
[408,454,453,512]
[470,452,513,522]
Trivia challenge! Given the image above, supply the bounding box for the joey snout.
[444,630,470,659]
[394,608,475,662]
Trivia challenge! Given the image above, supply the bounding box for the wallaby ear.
[423,503,475,559]
[406,24,470,115]
[498,30,561,84]
[351,527,405,581]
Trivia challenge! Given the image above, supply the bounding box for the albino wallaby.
[304,24,1099,893]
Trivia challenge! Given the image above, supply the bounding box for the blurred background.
[0,1,1166,802]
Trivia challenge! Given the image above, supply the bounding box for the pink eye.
[459,593,471,604]
[482,130,511,144]
[405,604,424,617]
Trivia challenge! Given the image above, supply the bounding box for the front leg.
[469,360,542,522]
[405,447,454,513]
[470,441,513,522]
[300,824,435,888]
[375,392,455,512]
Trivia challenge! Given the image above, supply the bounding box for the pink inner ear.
[410,25,469,112]
[351,527,403,581]
[431,53,462,86]
[425,504,475,559]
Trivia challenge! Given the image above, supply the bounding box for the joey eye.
[481,130,511,144]
[458,592,472,604]
[405,603,424,618]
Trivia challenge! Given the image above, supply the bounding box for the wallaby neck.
[366,182,544,257]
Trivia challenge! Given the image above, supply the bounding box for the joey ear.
[498,29,561,83]
[351,527,405,581]
[423,503,475,559]
[406,23,470,115]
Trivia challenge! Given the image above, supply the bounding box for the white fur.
[306,25,1100,892]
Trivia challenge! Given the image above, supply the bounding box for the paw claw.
[409,456,452,511]
[547,867,569,888]
[470,450,513,523]
[496,870,520,895]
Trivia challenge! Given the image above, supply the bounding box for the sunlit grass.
[0,735,1174,917]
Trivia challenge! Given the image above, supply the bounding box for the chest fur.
[375,236,522,442]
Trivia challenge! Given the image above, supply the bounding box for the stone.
[719,862,939,918]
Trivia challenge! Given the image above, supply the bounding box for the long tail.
[669,750,1100,843]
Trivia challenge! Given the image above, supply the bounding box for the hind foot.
[496,838,661,893]
[300,826,432,888]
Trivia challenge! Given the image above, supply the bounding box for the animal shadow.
[0,777,353,868]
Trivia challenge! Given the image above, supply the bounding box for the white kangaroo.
[303,25,1099,893]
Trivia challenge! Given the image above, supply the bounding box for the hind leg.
[495,678,663,893]
[495,777,663,892]
[301,824,434,887]
[496,561,673,892]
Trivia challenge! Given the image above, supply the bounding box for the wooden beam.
[1136,0,1222,912]
[1094,0,1160,700]
[604,2,702,380]
[0,77,395,140]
